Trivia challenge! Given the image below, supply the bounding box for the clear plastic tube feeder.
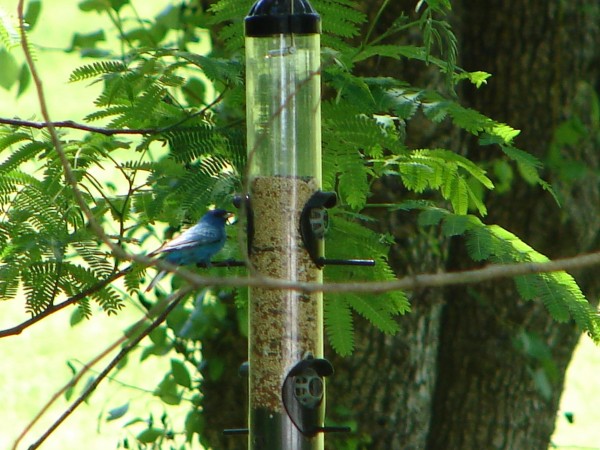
[245,0,324,448]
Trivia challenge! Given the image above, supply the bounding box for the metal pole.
[245,1,323,449]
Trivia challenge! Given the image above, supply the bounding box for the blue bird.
[145,209,233,292]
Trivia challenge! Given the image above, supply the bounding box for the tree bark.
[427,2,600,449]
[198,297,248,450]
[328,1,600,450]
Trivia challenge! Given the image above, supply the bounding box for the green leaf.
[397,161,434,192]
[208,356,225,381]
[154,374,181,405]
[185,410,204,442]
[170,358,192,388]
[70,307,86,327]
[110,0,129,12]
[107,403,129,421]
[535,274,570,322]
[514,274,539,301]
[17,63,30,97]
[490,123,520,143]
[427,149,494,189]
[0,9,20,49]
[79,0,111,12]
[346,294,400,335]
[325,295,354,356]
[531,367,553,401]
[82,376,96,404]
[418,207,448,227]
[500,144,542,168]
[69,60,127,82]
[70,30,106,51]
[461,221,600,338]
[79,0,129,13]
[0,49,19,90]
[339,167,368,209]
[441,214,470,236]
[444,174,468,215]
[149,325,167,346]
[455,70,491,88]
[136,428,164,444]
[24,0,42,30]
[464,223,493,261]
[140,342,172,360]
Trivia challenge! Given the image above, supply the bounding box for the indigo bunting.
[145,209,233,292]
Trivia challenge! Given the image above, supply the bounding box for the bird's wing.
[156,225,222,254]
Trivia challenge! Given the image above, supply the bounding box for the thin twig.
[16,0,123,259]
[0,117,156,135]
[0,88,228,136]
[0,266,131,338]
[24,287,191,450]
[99,247,600,295]
[12,327,128,450]
[5,249,600,341]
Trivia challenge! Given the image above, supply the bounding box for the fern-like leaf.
[23,261,60,315]
[0,10,21,50]
[69,60,128,82]
[324,295,354,356]
[346,294,400,335]
[60,263,123,314]
[324,214,410,352]
[418,209,600,339]
[125,264,147,294]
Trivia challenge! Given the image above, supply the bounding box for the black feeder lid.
[245,0,321,37]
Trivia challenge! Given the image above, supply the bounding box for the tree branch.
[0,266,131,339]
[23,287,191,450]
[0,87,228,136]
[17,0,126,265]
[12,325,129,450]
[0,117,156,135]
[57,246,600,297]
[6,249,600,341]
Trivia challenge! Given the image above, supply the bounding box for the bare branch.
[12,324,128,450]
[23,287,192,450]
[143,248,600,295]
[0,117,156,135]
[16,0,125,265]
[0,267,131,339]
[0,87,228,136]
[5,248,599,341]
[72,247,600,297]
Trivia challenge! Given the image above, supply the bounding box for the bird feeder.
[244,0,329,448]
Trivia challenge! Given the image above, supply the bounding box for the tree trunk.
[200,1,600,449]
[329,1,600,449]
[427,2,600,449]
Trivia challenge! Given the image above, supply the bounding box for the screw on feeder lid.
[245,0,321,36]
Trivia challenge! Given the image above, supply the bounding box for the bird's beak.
[225,212,235,224]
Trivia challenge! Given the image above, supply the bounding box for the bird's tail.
[145,270,167,293]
